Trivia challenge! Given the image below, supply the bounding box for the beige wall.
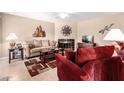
[77,13,124,45]
[1,13,55,57]
[0,16,2,57]
[1,12,124,57]
[55,22,77,50]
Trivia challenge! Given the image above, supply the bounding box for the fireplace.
[58,39,75,50]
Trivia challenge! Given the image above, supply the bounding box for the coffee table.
[39,48,64,63]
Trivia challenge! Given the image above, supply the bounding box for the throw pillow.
[42,40,49,47]
[29,43,36,49]
[33,40,42,47]
[76,45,114,66]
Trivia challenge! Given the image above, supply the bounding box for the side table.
[9,48,24,64]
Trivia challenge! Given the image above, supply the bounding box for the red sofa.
[55,46,124,81]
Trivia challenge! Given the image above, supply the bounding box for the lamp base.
[10,42,15,49]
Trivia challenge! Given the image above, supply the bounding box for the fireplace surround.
[58,39,75,50]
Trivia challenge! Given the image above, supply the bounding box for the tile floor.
[0,58,58,81]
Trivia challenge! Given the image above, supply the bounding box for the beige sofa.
[23,39,57,58]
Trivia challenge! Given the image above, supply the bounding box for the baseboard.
[0,57,8,61]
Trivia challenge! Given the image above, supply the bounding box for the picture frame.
[16,43,22,49]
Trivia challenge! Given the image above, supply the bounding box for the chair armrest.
[97,56,124,80]
[80,56,124,81]
[111,56,124,80]
[108,56,124,80]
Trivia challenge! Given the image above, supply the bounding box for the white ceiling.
[6,12,117,22]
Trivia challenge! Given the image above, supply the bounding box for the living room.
[1,0,124,92]
[1,12,124,81]
[0,12,123,58]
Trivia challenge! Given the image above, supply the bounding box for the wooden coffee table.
[39,48,64,63]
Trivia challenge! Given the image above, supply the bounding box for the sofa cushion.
[33,39,42,47]
[25,40,34,45]
[29,43,36,49]
[76,46,114,66]
[30,47,46,53]
[42,40,49,47]
[25,40,36,49]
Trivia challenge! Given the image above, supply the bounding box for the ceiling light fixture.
[59,13,69,19]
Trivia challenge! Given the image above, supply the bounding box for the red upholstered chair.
[55,45,124,81]
[55,54,91,81]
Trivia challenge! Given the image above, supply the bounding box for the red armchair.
[55,54,92,81]
[55,46,124,81]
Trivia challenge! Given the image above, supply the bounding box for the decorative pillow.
[65,50,76,63]
[29,43,35,49]
[76,46,114,66]
[25,40,34,45]
[33,40,42,47]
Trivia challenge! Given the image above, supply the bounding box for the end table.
[9,48,24,64]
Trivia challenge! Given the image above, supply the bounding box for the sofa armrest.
[23,44,30,58]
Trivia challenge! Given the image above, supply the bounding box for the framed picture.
[16,43,22,49]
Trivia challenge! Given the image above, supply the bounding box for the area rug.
[46,61,57,69]
[24,59,57,77]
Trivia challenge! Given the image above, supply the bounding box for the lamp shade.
[103,29,124,41]
[6,33,18,41]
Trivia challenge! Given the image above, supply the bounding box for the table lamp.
[6,33,18,49]
[103,29,124,54]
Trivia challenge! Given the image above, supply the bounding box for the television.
[82,35,94,43]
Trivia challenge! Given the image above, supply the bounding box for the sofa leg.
[25,57,30,59]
